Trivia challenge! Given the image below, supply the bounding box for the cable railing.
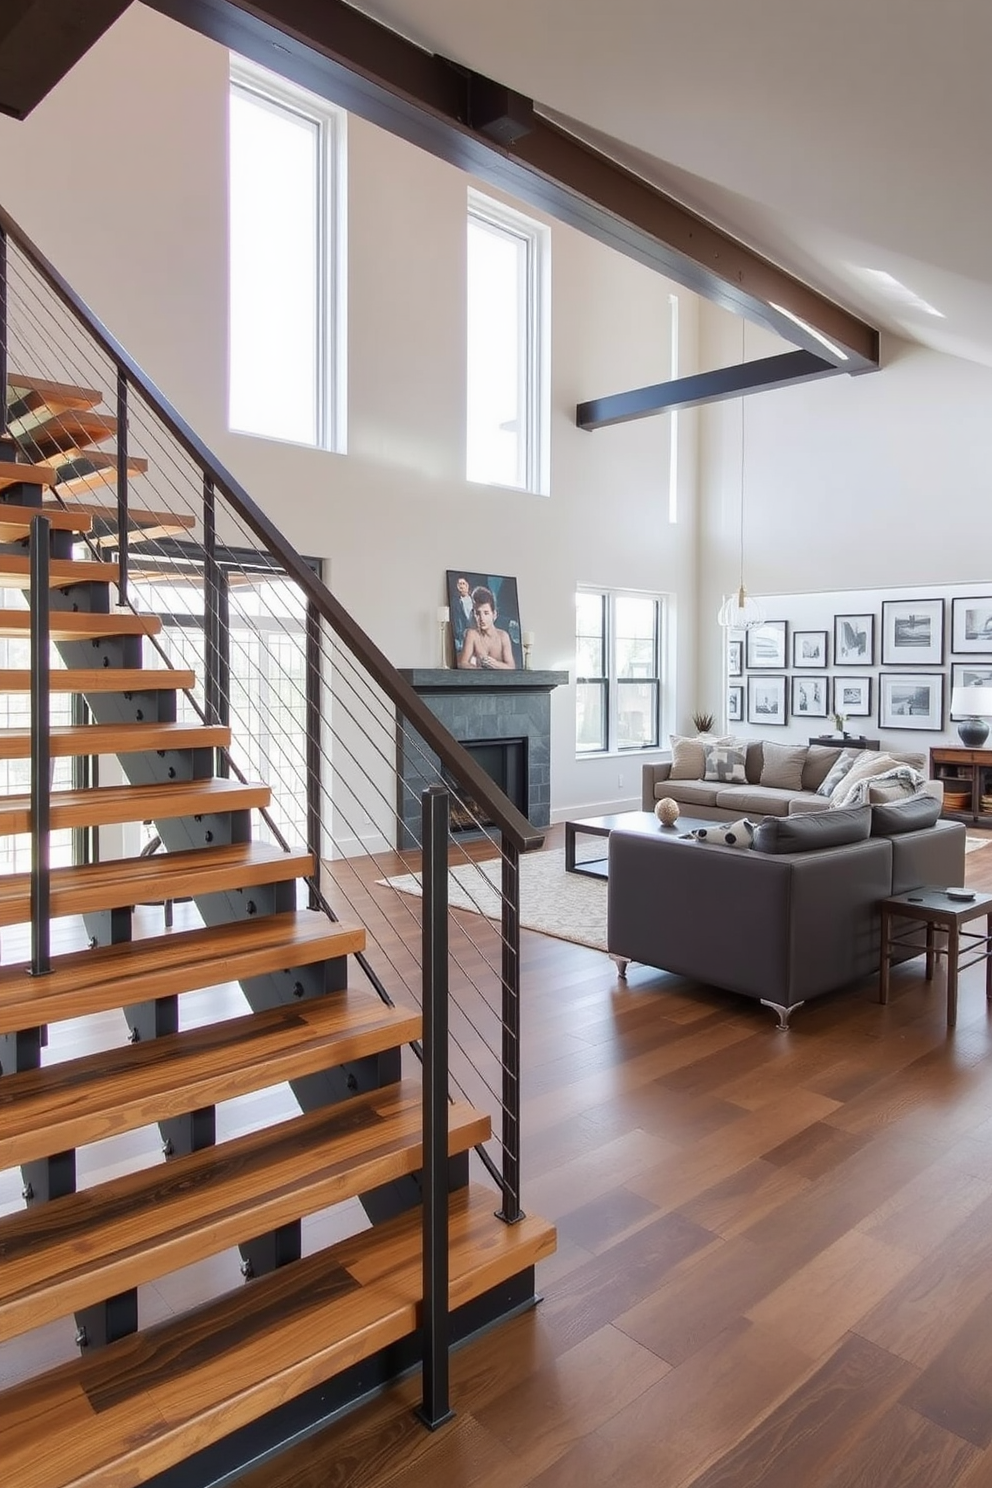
[0,201,545,1230]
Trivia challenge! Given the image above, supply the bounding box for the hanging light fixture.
[718,321,766,630]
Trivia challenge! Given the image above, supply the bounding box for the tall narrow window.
[466,191,548,492]
[576,589,664,753]
[228,61,344,448]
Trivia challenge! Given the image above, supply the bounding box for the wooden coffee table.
[878,885,992,1027]
[564,809,712,879]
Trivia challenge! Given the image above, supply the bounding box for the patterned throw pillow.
[690,817,756,849]
[669,733,734,780]
[815,747,860,798]
[703,743,747,783]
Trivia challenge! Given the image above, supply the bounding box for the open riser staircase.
[0,209,555,1488]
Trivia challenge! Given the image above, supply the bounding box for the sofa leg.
[609,954,629,980]
[760,998,804,1031]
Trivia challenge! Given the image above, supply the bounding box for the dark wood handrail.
[0,201,544,853]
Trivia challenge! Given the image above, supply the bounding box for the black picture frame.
[951,595,992,654]
[445,570,523,669]
[728,638,743,677]
[792,630,828,669]
[747,674,787,725]
[951,662,992,715]
[833,674,873,718]
[790,675,828,718]
[881,598,944,666]
[833,613,874,666]
[727,684,743,723]
[878,671,943,730]
[745,620,787,670]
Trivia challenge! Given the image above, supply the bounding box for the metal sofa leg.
[609,954,630,979]
[760,998,805,1031]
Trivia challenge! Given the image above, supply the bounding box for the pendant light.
[718,321,766,630]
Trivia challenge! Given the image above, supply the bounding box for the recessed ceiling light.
[768,304,850,361]
[850,268,945,318]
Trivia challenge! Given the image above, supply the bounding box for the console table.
[929,746,992,826]
[808,736,880,750]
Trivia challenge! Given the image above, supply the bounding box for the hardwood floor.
[5,826,992,1485]
[236,825,992,1488]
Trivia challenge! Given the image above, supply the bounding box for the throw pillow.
[752,806,871,854]
[669,733,733,780]
[703,742,747,784]
[802,745,843,793]
[689,817,756,849]
[829,752,901,806]
[870,794,941,836]
[759,741,808,791]
[815,747,860,798]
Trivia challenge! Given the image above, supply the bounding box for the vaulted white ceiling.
[354,0,992,366]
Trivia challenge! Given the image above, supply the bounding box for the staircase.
[0,214,555,1488]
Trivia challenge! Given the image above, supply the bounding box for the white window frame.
[466,189,550,495]
[228,57,347,452]
[576,586,666,755]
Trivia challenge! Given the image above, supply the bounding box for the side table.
[878,886,992,1027]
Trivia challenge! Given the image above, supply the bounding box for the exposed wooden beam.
[577,351,839,431]
[147,0,880,373]
[0,1,131,121]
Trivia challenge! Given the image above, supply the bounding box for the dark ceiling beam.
[577,351,839,431]
[145,0,880,374]
[0,1,130,121]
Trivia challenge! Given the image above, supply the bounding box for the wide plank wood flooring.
[5,825,992,1486]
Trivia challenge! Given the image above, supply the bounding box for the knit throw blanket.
[834,763,925,809]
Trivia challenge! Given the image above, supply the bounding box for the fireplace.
[444,737,528,833]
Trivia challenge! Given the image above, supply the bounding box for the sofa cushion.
[870,793,942,836]
[802,745,843,792]
[868,779,918,804]
[713,784,803,817]
[760,741,807,791]
[744,740,764,784]
[669,733,733,780]
[787,794,833,814]
[688,817,756,849]
[816,747,860,797]
[661,779,725,807]
[752,805,872,854]
[703,742,747,783]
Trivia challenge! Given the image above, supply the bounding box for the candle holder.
[437,606,450,668]
[522,631,534,670]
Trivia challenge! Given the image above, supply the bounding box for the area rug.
[966,836,991,854]
[378,851,607,951]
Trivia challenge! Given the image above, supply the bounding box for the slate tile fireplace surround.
[396,669,568,849]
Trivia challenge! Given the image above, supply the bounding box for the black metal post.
[70,693,93,867]
[115,369,129,605]
[416,784,454,1431]
[203,477,225,730]
[30,515,52,976]
[0,227,9,446]
[305,600,322,910]
[497,843,523,1224]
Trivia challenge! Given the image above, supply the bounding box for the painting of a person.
[457,586,516,669]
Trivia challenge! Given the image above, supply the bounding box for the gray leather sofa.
[607,801,966,1028]
[642,740,935,822]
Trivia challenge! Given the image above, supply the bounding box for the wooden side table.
[878,887,992,1027]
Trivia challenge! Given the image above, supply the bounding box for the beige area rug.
[966,836,991,854]
[379,850,607,952]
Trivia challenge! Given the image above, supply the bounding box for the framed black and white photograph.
[834,612,874,666]
[745,620,787,670]
[728,638,743,677]
[747,674,787,726]
[728,684,743,723]
[792,630,828,669]
[881,598,944,666]
[951,595,992,654]
[833,674,872,719]
[445,570,523,669]
[878,672,943,731]
[951,663,992,715]
[791,675,828,718]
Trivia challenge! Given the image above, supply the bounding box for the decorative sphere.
[655,797,680,826]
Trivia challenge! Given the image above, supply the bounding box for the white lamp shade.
[951,686,992,718]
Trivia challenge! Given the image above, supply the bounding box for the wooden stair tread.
[0,911,363,1034]
[0,1083,488,1344]
[0,777,271,835]
[0,609,161,640]
[0,553,118,587]
[0,721,231,759]
[13,409,117,456]
[0,841,315,928]
[0,989,416,1168]
[0,502,92,538]
[0,459,57,492]
[0,667,194,693]
[7,373,102,415]
[0,1186,555,1488]
[50,452,149,499]
[44,499,196,534]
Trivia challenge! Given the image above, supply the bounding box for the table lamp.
[950,685,992,746]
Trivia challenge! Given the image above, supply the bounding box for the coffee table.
[564,809,713,879]
[878,885,992,1028]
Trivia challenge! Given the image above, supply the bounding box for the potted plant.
[692,711,716,736]
[832,711,848,737]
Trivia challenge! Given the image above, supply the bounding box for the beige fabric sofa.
[641,739,938,822]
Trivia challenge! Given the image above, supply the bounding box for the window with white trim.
[576,588,664,753]
[228,60,345,449]
[466,191,549,492]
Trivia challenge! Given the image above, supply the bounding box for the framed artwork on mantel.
[881,597,944,666]
[445,570,523,669]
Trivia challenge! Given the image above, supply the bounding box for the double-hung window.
[228,60,344,449]
[466,191,549,493]
[576,589,664,753]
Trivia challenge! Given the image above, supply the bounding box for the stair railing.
[1,201,545,1232]
[28,513,50,978]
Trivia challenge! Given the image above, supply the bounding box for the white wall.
[0,3,701,823]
